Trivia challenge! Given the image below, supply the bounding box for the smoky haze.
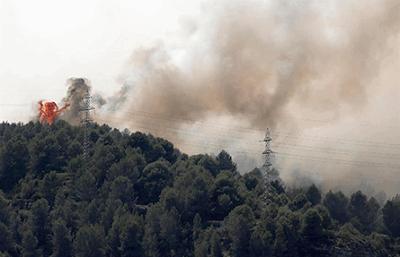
[61,0,400,195]
[114,0,400,133]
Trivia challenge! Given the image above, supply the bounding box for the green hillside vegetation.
[0,121,399,257]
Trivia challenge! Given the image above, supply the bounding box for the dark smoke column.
[61,78,92,125]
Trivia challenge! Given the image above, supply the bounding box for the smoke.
[102,84,131,112]
[59,78,133,126]
[60,78,91,125]
[115,0,400,135]
[113,0,400,194]
[60,0,400,195]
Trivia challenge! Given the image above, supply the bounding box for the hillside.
[0,121,399,257]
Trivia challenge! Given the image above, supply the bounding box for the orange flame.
[38,100,70,125]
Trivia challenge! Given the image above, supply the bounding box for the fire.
[38,100,70,125]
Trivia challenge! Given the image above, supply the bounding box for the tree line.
[0,121,399,257]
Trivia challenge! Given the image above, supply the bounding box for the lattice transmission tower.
[79,89,95,161]
[262,128,274,170]
[261,128,277,200]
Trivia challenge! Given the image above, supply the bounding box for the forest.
[0,121,399,257]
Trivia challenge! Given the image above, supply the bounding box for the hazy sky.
[0,0,203,121]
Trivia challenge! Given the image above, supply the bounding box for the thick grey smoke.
[115,0,400,137]
[100,0,400,195]
[61,78,91,125]
[59,78,133,126]
[67,0,398,195]
[36,0,400,196]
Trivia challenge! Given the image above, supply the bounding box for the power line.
[274,143,400,159]
[4,103,400,147]
[178,138,400,173]
[273,132,400,149]
[99,108,400,149]
[5,103,400,163]
[96,116,400,170]
[7,100,400,135]
[0,104,33,107]
[96,115,400,159]
[275,152,400,170]
[97,112,400,153]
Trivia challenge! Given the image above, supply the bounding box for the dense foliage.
[0,121,399,257]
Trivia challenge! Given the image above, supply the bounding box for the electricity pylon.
[262,128,274,170]
[79,89,94,161]
[261,128,277,201]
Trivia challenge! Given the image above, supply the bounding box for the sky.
[0,0,203,121]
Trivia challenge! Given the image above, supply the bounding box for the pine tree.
[21,230,41,257]
[323,191,349,224]
[192,214,202,241]
[300,208,332,257]
[210,231,223,257]
[0,137,29,192]
[250,223,272,257]
[30,199,51,256]
[0,223,13,253]
[226,205,254,257]
[74,225,106,257]
[51,219,72,257]
[306,184,321,206]
[143,205,162,257]
[274,216,299,257]
[159,207,181,256]
[120,215,144,257]
[382,196,400,237]
[107,217,122,257]
[194,237,208,257]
